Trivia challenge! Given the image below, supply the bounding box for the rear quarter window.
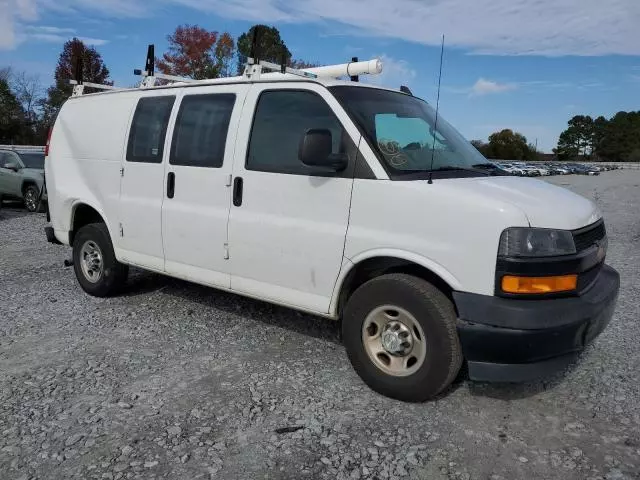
[126,96,175,163]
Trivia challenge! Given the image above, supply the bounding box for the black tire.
[72,223,128,297]
[23,184,41,213]
[342,273,462,402]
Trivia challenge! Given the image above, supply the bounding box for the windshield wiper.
[471,163,497,169]
[470,163,510,176]
[430,165,477,172]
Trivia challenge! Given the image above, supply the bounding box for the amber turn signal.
[501,274,578,294]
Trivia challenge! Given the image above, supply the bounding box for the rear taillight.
[44,128,52,157]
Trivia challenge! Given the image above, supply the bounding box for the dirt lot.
[1,171,639,480]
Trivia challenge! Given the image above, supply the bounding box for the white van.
[44,59,619,401]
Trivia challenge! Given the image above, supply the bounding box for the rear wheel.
[342,273,462,402]
[72,223,128,297]
[23,185,40,212]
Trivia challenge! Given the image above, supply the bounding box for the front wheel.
[342,274,462,402]
[72,223,128,297]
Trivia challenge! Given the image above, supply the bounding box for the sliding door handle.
[167,172,175,198]
[232,176,243,206]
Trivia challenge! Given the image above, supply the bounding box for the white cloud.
[1,0,37,48]
[27,33,69,43]
[6,23,107,47]
[78,37,109,46]
[470,78,517,96]
[364,55,416,88]
[2,0,639,56]
[24,25,75,33]
[183,0,640,56]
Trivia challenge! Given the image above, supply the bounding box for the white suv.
[44,64,619,401]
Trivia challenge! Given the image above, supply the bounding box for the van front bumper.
[453,264,619,382]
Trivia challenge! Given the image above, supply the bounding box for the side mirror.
[298,129,347,171]
[3,162,19,172]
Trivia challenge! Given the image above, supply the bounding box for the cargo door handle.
[167,172,175,199]
[233,177,243,206]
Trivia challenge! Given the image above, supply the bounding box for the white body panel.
[117,89,176,271]
[344,178,530,297]
[45,76,601,319]
[161,84,250,289]
[227,83,357,312]
[46,93,136,247]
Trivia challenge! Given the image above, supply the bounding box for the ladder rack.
[67,42,384,96]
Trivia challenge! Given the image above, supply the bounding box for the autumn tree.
[45,38,111,115]
[157,25,235,80]
[214,32,235,78]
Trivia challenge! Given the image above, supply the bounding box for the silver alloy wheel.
[362,305,427,377]
[80,240,104,283]
[24,187,38,212]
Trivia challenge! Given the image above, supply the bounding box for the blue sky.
[1,0,639,152]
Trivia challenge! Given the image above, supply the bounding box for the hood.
[455,176,600,230]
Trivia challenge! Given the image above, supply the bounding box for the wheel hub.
[381,321,413,355]
[361,305,427,377]
[80,240,104,283]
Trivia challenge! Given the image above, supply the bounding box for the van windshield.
[329,86,492,179]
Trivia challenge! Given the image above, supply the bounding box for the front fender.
[329,248,462,317]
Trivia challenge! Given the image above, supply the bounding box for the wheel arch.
[21,179,38,194]
[69,201,109,246]
[330,250,462,319]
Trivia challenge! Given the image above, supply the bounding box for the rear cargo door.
[160,84,250,289]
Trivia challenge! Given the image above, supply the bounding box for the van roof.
[66,73,404,100]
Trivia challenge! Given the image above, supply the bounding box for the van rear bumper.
[453,264,619,382]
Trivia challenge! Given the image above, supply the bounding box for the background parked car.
[490,159,616,177]
[0,149,47,212]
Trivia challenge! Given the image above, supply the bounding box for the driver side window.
[246,89,349,176]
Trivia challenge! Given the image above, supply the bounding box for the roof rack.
[69,54,122,96]
[68,37,384,97]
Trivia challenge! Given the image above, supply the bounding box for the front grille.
[573,220,606,253]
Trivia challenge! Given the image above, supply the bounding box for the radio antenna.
[428,34,445,185]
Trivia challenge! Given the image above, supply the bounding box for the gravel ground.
[1,171,639,480]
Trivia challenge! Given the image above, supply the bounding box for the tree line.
[0,24,317,145]
[472,111,640,163]
[554,113,640,162]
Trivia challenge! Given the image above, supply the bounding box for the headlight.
[498,227,576,257]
